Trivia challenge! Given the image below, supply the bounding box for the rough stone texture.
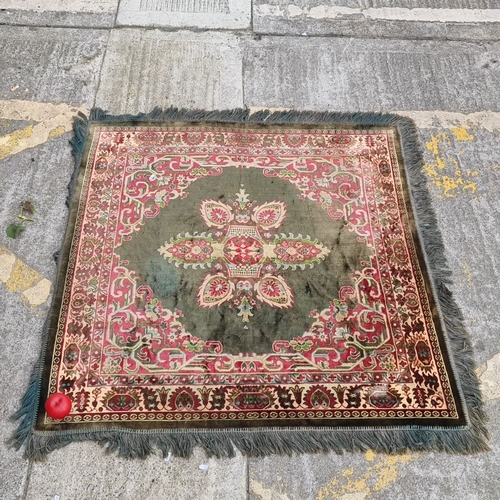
[117,0,251,29]
[0,27,108,107]
[0,136,74,279]
[0,27,107,500]
[0,0,118,27]
[0,10,117,28]
[248,403,500,500]
[415,125,500,367]
[0,293,48,500]
[95,30,243,113]
[25,445,247,500]
[242,37,500,112]
[253,0,500,40]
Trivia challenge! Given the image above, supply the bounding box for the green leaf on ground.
[6,223,25,239]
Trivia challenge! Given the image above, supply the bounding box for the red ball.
[45,393,72,419]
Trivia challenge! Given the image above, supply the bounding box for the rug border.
[10,107,489,459]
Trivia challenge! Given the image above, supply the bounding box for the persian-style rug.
[12,109,488,459]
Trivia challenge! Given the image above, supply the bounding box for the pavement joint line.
[0,24,498,43]
[0,246,52,308]
[92,29,114,109]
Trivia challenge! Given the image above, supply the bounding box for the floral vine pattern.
[45,125,460,427]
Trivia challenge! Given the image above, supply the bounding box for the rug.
[11,109,488,459]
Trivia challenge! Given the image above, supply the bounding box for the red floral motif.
[209,277,231,297]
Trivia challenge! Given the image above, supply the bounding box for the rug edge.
[10,107,489,459]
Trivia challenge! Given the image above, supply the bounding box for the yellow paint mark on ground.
[0,246,51,307]
[0,100,86,162]
[423,131,478,198]
[451,127,474,141]
[48,125,67,140]
[0,125,34,161]
[316,452,414,500]
[462,263,474,287]
[6,258,42,292]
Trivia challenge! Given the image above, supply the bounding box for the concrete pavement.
[0,1,499,499]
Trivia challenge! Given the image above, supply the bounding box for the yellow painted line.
[316,451,415,500]
[0,100,86,161]
[0,246,51,308]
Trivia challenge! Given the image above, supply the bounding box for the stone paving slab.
[0,1,119,28]
[0,27,108,107]
[25,445,247,500]
[0,292,50,500]
[0,136,87,500]
[117,0,251,30]
[413,125,500,367]
[95,30,244,113]
[242,36,500,112]
[0,135,76,279]
[254,0,500,40]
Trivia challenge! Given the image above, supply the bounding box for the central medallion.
[224,234,264,269]
[158,189,331,324]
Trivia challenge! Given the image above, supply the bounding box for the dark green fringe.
[10,107,489,460]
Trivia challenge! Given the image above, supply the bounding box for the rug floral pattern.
[45,124,461,427]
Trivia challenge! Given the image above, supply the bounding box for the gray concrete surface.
[242,37,500,112]
[1,2,500,499]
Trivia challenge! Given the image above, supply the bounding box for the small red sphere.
[45,393,72,419]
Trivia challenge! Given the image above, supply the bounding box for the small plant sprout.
[6,201,36,239]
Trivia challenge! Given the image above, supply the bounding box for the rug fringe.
[10,107,489,460]
[23,423,489,461]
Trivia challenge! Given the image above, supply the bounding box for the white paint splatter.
[250,478,292,500]
[479,352,500,401]
[0,250,16,284]
[21,278,52,308]
[339,493,369,500]
[393,111,500,133]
